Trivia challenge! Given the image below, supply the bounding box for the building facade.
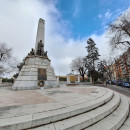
[115,47,130,81]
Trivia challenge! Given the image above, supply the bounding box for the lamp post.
[71,69,74,74]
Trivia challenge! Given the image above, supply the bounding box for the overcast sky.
[0,0,129,76]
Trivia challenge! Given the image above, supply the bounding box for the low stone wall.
[0,83,13,87]
[59,81,67,84]
[79,82,91,85]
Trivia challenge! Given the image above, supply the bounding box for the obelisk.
[12,18,59,90]
[35,18,45,54]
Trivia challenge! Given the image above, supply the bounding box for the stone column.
[14,78,16,83]
[0,77,2,85]
[77,75,80,82]
[67,75,70,84]
[35,18,45,54]
[56,76,59,82]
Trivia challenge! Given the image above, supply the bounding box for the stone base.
[12,56,59,90]
[12,80,59,90]
[12,81,40,90]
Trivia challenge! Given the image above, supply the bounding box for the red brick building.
[115,47,130,81]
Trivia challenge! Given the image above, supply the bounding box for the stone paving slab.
[0,86,112,130]
[0,90,55,107]
[120,113,130,130]
[0,87,108,118]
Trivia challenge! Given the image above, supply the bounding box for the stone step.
[119,114,130,130]
[84,94,129,130]
[30,92,120,130]
[0,90,113,130]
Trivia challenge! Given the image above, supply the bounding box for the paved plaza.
[0,85,130,130]
[0,86,97,117]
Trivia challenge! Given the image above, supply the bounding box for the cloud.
[98,14,102,18]
[0,0,116,76]
[97,10,113,27]
[0,0,85,76]
[105,11,112,19]
[91,34,110,59]
[98,7,130,27]
[72,0,81,18]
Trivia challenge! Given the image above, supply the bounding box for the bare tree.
[0,42,18,76]
[7,57,19,72]
[17,57,26,71]
[0,43,12,62]
[99,59,115,81]
[70,57,87,82]
[107,8,130,49]
[0,66,7,75]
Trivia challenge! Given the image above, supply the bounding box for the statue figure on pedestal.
[28,48,35,55]
[44,51,48,57]
[36,40,44,56]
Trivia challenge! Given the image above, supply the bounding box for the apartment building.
[115,47,130,81]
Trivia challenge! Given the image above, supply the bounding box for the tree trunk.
[82,75,85,82]
[92,77,95,84]
[90,76,93,84]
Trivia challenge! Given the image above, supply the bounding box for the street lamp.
[71,70,74,74]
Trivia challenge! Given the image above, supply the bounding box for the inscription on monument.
[38,68,47,80]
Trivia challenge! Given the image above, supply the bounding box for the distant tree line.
[71,38,101,84]
[71,38,116,84]
[70,8,130,84]
[2,78,14,83]
[59,77,67,81]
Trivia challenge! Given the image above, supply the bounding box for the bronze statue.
[44,51,48,57]
[28,48,35,55]
[37,40,44,56]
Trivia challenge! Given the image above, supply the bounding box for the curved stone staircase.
[30,92,129,130]
[0,88,129,130]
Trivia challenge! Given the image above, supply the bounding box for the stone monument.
[12,18,59,90]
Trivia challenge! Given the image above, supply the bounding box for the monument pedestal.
[12,55,59,90]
